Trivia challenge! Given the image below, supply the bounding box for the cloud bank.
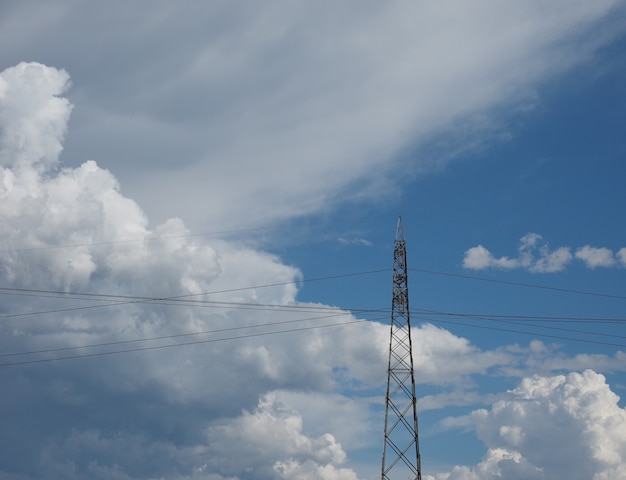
[1,61,370,480]
[463,233,626,272]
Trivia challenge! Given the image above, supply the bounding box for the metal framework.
[381,216,421,480]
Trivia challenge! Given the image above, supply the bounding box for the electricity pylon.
[381,216,421,480]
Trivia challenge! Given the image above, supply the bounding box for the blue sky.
[1,2,626,479]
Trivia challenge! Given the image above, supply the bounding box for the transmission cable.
[1,310,386,359]
[423,317,626,349]
[413,309,626,341]
[0,316,384,368]
[3,305,625,368]
[410,268,626,300]
[0,268,390,320]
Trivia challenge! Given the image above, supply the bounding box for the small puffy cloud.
[515,233,573,273]
[431,370,626,480]
[463,234,626,272]
[576,245,616,268]
[462,245,518,270]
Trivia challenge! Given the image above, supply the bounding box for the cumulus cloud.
[0,62,71,171]
[274,460,359,480]
[463,233,625,272]
[0,62,371,480]
[204,394,356,479]
[429,370,626,480]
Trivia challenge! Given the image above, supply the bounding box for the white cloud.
[463,234,626,272]
[420,391,500,413]
[529,246,573,273]
[501,341,626,378]
[463,233,572,272]
[337,237,373,247]
[576,246,617,268]
[0,62,71,171]
[412,324,513,384]
[204,394,360,479]
[516,233,573,273]
[268,390,378,450]
[426,448,542,480]
[0,62,369,479]
[1,2,622,230]
[431,370,626,480]
[462,245,518,270]
[274,459,359,480]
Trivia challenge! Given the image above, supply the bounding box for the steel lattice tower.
[381,216,421,480]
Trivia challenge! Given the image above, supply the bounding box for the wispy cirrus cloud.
[463,233,626,272]
[2,1,622,231]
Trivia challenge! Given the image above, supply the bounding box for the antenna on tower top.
[381,216,421,480]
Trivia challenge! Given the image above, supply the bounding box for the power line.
[1,310,386,358]
[0,317,378,368]
[1,305,624,368]
[2,264,623,324]
[0,297,386,321]
[3,265,625,325]
[0,268,389,300]
[0,264,624,369]
[413,310,626,341]
[424,317,626,349]
[413,309,626,324]
[3,305,623,361]
[0,269,390,321]
[410,268,626,301]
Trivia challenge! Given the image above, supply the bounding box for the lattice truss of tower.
[381,216,421,480]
